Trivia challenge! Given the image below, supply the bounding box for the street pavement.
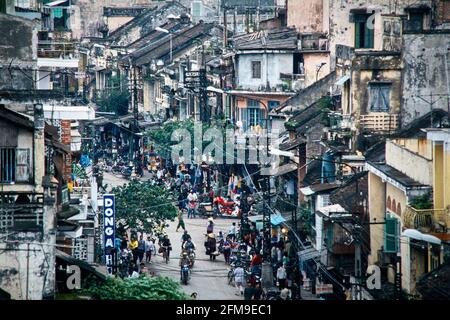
[148,216,243,300]
[103,172,242,300]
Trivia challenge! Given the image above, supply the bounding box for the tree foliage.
[98,89,129,116]
[146,118,232,158]
[84,275,189,300]
[112,180,178,233]
[410,192,433,210]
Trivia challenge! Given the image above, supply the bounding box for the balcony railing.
[0,192,45,232]
[403,205,450,233]
[359,113,399,132]
[38,40,77,59]
[298,36,329,52]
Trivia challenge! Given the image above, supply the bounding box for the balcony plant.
[409,193,433,210]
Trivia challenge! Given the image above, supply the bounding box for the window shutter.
[355,22,361,48]
[15,148,30,182]
[365,21,374,48]
[384,215,399,253]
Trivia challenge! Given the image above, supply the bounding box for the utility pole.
[223,6,228,49]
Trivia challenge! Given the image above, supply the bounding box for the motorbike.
[117,249,133,279]
[181,263,190,285]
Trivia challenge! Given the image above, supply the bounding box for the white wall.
[236,52,293,90]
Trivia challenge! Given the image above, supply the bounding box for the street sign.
[75,72,86,79]
[316,284,334,295]
[103,194,116,275]
[184,69,206,89]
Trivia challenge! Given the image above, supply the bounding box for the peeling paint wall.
[401,33,450,126]
[0,14,38,90]
[71,0,158,38]
[287,0,324,33]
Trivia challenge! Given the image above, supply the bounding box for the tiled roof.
[233,29,298,50]
[123,22,215,67]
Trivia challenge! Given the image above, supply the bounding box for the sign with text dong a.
[103,194,116,275]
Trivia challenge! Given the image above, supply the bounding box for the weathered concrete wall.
[393,137,433,160]
[107,16,135,33]
[350,54,402,119]
[287,0,323,33]
[303,52,330,87]
[280,70,336,111]
[0,227,56,299]
[0,14,37,90]
[368,172,385,266]
[236,53,294,90]
[401,32,450,126]
[386,140,433,186]
[71,0,159,38]
[327,0,433,70]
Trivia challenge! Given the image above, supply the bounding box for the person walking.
[145,236,155,264]
[137,235,146,264]
[176,209,186,232]
[206,218,214,235]
[227,222,237,242]
[277,264,287,290]
[187,190,198,218]
[222,236,232,264]
[128,236,139,264]
[120,235,128,251]
[205,233,217,261]
[233,263,245,295]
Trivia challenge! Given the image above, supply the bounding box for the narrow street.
[148,217,242,300]
[103,172,241,300]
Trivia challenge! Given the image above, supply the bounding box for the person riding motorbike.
[181,230,191,248]
[182,237,196,267]
[160,235,172,260]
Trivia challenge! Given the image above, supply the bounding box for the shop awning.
[271,214,286,226]
[248,214,286,226]
[402,229,442,245]
[335,75,350,86]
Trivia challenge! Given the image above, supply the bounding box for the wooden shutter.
[355,22,362,48]
[365,20,374,48]
[384,215,399,253]
[15,148,30,182]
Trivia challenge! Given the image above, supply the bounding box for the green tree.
[84,275,189,300]
[98,90,130,116]
[112,180,178,233]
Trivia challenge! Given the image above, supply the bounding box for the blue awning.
[271,214,286,226]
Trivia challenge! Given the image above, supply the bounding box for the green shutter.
[327,224,334,249]
[384,215,399,253]
[355,22,361,49]
[365,21,374,48]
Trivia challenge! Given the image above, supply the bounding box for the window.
[240,100,264,130]
[353,14,374,49]
[0,148,15,183]
[251,61,261,79]
[0,148,30,183]
[369,83,391,112]
[387,196,392,210]
[384,214,399,253]
[405,12,424,32]
[268,101,280,110]
[396,203,402,216]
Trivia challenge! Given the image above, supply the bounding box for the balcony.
[359,113,399,133]
[38,40,77,59]
[0,192,45,232]
[298,35,329,52]
[403,205,450,233]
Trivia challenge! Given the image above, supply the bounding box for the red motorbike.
[213,197,237,216]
